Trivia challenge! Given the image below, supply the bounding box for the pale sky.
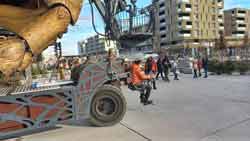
[46,0,250,56]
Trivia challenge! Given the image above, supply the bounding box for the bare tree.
[215,31,226,62]
[242,34,250,59]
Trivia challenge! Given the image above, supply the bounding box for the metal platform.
[0,81,74,96]
[0,85,61,96]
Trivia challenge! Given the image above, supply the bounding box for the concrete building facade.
[224,8,250,38]
[155,0,224,56]
[77,40,86,56]
[85,35,118,56]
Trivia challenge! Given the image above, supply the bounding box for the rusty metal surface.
[0,86,76,139]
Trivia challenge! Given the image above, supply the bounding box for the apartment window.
[160,19,166,23]
[159,3,165,8]
[159,11,165,16]
[171,41,177,45]
[212,0,216,5]
[178,4,181,9]
[237,17,245,20]
[179,13,190,17]
[185,4,192,8]
[161,34,167,38]
[238,24,246,27]
[238,10,246,14]
[179,30,191,34]
[186,21,192,25]
[160,42,167,46]
[160,26,166,31]
[233,31,245,34]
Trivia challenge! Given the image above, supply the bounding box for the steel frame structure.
[0,61,125,140]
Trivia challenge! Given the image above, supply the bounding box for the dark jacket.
[162,57,171,70]
[202,58,208,69]
[157,59,163,72]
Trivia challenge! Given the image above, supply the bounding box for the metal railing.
[116,9,151,34]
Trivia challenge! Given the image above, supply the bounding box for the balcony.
[160,30,167,34]
[219,10,223,15]
[237,27,246,31]
[186,25,192,29]
[178,7,192,13]
[160,22,166,27]
[218,18,223,23]
[160,6,165,11]
[178,16,191,21]
[178,0,190,3]
[233,34,245,37]
[218,2,223,7]
[236,20,245,24]
[178,33,191,37]
[179,25,192,29]
[237,13,246,17]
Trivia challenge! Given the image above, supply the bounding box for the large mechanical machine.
[0,0,154,139]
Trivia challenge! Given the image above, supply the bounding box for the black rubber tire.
[89,85,127,127]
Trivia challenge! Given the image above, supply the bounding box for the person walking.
[193,58,198,79]
[70,58,81,85]
[58,59,66,80]
[198,57,203,77]
[172,58,179,80]
[162,55,171,82]
[202,55,209,78]
[156,57,164,80]
[145,57,157,89]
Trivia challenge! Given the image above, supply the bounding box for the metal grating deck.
[0,85,61,96]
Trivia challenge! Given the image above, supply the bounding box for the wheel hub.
[96,96,117,117]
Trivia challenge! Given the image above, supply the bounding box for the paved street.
[6,75,250,141]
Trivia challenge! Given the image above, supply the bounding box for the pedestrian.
[162,55,171,82]
[130,59,154,105]
[202,55,209,78]
[123,59,130,85]
[70,58,81,85]
[58,58,66,80]
[156,57,164,80]
[172,58,179,80]
[198,57,203,77]
[145,57,157,89]
[192,58,198,79]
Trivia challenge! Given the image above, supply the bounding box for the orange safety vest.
[152,60,158,72]
[131,63,151,85]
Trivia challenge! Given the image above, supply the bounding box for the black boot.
[153,80,157,90]
[140,94,146,104]
[143,100,153,105]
